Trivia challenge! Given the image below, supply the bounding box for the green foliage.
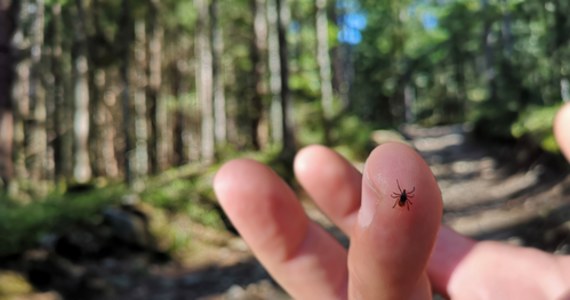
[351,0,570,146]
[331,115,375,161]
[511,105,561,153]
[142,179,195,211]
[0,186,125,256]
[140,171,223,229]
[296,101,327,146]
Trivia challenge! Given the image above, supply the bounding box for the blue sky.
[338,12,366,44]
[337,1,439,45]
[337,0,366,45]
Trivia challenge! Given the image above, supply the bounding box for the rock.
[102,205,151,249]
[225,284,246,299]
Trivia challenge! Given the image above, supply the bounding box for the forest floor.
[10,124,570,300]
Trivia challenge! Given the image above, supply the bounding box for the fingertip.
[293,144,326,175]
[214,156,350,300]
[213,159,258,203]
[293,144,362,234]
[349,142,442,299]
[361,142,442,222]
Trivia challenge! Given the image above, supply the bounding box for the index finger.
[294,145,362,235]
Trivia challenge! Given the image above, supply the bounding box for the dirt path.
[403,124,570,251]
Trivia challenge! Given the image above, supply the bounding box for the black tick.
[391,179,415,211]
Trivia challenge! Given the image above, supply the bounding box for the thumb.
[348,143,442,299]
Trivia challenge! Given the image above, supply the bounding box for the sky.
[336,1,438,45]
[337,0,366,45]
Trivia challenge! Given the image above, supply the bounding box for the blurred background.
[0,0,569,298]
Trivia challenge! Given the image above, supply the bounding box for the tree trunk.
[481,0,496,101]
[72,0,92,183]
[99,70,119,178]
[211,0,227,146]
[147,0,165,173]
[267,0,282,145]
[500,0,513,56]
[249,0,266,149]
[29,0,46,182]
[195,0,214,164]
[552,0,569,104]
[276,0,295,156]
[51,3,72,183]
[72,57,92,183]
[331,5,350,109]
[119,0,133,185]
[170,60,184,166]
[134,21,148,180]
[0,0,16,188]
[12,0,31,191]
[315,0,334,120]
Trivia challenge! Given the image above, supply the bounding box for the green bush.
[511,105,561,153]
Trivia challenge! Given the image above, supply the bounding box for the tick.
[391,180,415,211]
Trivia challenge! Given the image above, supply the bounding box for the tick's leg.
[393,199,399,208]
[397,179,403,193]
[409,186,416,194]
[391,193,400,198]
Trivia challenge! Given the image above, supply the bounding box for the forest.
[0,0,569,298]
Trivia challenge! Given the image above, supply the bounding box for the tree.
[315,0,334,121]
[133,20,149,180]
[11,0,32,191]
[267,0,283,145]
[0,0,15,188]
[147,0,165,173]
[195,0,214,164]
[119,0,134,185]
[28,0,46,181]
[249,0,266,149]
[72,0,92,183]
[211,0,227,146]
[276,0,295,156]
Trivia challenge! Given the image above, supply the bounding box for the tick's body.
[391,180,415,211]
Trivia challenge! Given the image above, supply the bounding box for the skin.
[213,102,570,300]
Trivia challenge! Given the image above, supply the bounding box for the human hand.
[213,103,570,299]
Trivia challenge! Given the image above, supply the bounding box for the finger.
[427,226,476,297]
[554,102,570,162]
[348,143,442,299]
[214,159,349,299]
[429,226,570,299]
[294,145,361,235]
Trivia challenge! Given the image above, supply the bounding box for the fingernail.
[358,171,380,228]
